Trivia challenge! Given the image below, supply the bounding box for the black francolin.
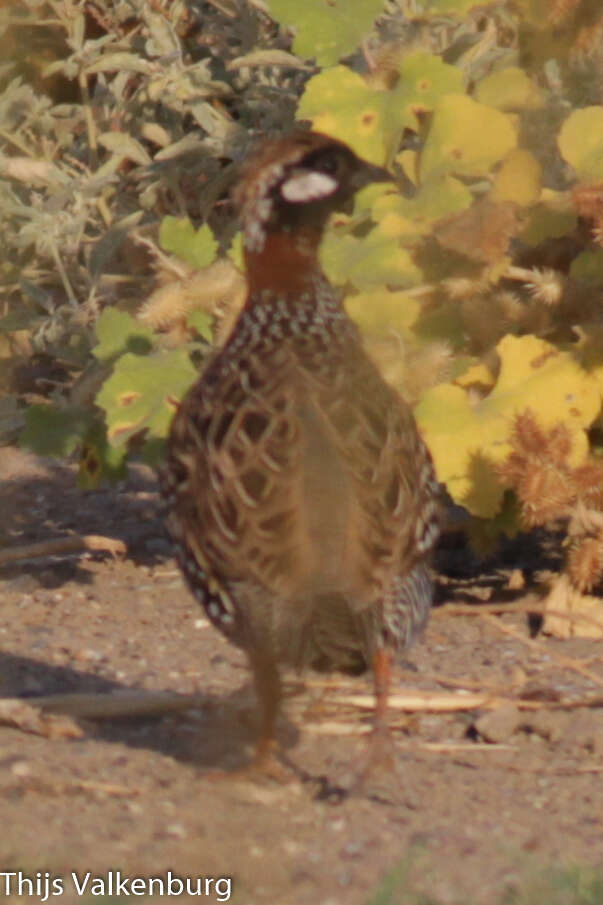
[160,131,441,780]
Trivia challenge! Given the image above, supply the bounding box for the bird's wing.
[308,345,441,611]
[163,339,364,606]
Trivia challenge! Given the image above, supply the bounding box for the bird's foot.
[335,726,419,808]
[206,739,296,785]
[348,726,396,792]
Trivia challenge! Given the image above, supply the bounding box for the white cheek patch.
[280,169,339,203]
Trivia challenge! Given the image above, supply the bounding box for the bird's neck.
[244,227,324,296]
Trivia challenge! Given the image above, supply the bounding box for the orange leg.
[205,652,293,783]
[367,647,396,769]
[249,652,284,774]
[348,648,396,792]
[373,647,392,736]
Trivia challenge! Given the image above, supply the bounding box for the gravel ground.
[1,446,602,905]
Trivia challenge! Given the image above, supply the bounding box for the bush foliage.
[3,0,603,611]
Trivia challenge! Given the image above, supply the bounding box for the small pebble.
[474,703,521,743]
[11,760,31,777]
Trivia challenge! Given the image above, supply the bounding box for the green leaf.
[475,67,545,111]
[227,232,245,270]
[267,0,386,67]
[159,218,218,271]
[96,349,198,447]
[186,309,214,342]
[92,308,154,361]
[371,175,473,244]
[297,66,388,165]
[420,94,517,180]
[20,405,93,457]
[490,149,542,206]
[321,223,422,289]
[78,422,128,489]
[344,289,421,336]
[387,53,465,134]
[558,107,603,182]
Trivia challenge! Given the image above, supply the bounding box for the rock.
[474,703,521,743]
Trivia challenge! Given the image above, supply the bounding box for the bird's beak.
[352,161,393,190]
[353,160,416,199]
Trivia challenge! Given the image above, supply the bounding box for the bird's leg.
[231,648,298,783]
[348,647,396,792]
[249,650,283,773]
[367,646,396,768]
[373,648,391,728]
[205,650,293,783]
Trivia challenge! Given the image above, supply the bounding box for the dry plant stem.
[0,535,127,565]
[96,193,113,227]
[0,127,33,156]
[437,600,603,634]
[335,690,603,713]
[49,240,77,306]
[78,70,98,170]
[480,612,603,687]
[205,0,239,17]
[10,777,140,799]
[131,232,190,278]
[30,690,202,720]
[64,779,140,797]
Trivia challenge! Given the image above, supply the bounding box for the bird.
[160,130,441,782]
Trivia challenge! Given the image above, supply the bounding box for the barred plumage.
[160,131,441,780]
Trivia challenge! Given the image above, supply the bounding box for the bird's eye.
[316,151,341,176]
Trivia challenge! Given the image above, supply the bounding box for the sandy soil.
[1,445,602,905]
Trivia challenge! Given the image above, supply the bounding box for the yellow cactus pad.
[421,94,517,180]
[415,335,602,517]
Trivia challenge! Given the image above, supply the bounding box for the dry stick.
[29,690,202,720]
[11,777,139,799]
[61,778,139,797]
[479,612,603,687]
[336,691,500,712]
[0,535,127,566]
[49,240,77,306]
[437,600,603,634]
[318,689,603,714]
